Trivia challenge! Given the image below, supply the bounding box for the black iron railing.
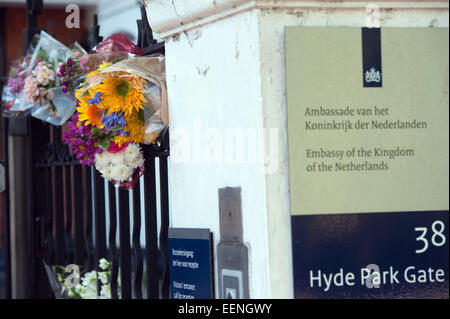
[32,126,170,299]
[0,5,12,300]
[21,1,170,299]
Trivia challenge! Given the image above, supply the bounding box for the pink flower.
[80,55,89,66]
[107,141,129,154]
[24,61,55,105]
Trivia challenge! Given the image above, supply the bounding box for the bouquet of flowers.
[24,60,57,115]
[63,55,168,189]
[2,56,33,118]
[44,258,118,299]
[91,33,144,56]
[26,31,80,125]
[7,58,28,95]
[30,33,144,126]
[63,113,145,189]
[76,33,139,78]
[58,50,84,95]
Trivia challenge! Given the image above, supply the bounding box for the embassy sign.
[286,27,449,298]
[292,211,448,298]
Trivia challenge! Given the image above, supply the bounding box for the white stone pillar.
[143,0,449,299]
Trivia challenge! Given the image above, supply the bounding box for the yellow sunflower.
[97,61,112,71]
[86,70,97,79]
[114,111,145,146]
[96,75,146,117]
[75,87,87,101]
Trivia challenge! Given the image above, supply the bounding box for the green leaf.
[36,50,49,61]
[111,58,124,65]
[98,138,110,151]
[51,265,58,274]
[91,130,100,138]
[80,90,89,98]
[91,127,107,139]
[109,125,121,131]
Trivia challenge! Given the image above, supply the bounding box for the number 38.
[415,220,447,254]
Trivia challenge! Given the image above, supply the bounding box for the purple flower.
[74,76,85,84]
[63,113,103,166]
[67,58,74,68]
[89,92,103,105]
[7,77,23,95]
[101,110,126,133]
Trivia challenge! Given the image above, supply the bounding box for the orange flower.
[77,98,105,129]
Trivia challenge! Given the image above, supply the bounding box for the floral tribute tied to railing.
[1,31,169,299]
[1,31,168,190]
[3,31,86,123]
[44,258,117,299]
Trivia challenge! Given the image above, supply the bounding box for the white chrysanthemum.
[111,164,134,182]
[95,162,105,172]
[99,258,110,270]
[123,143,140,161]
[122,144,144,169]
[81,284,98,299]
[100,284,111,299]
[101,166,114,180]
[95,152,106,161]
[95,144,144,183]
[94,152,110,170]
[110,152,126,167]
[81,271,97,286]
[101,151,115,163]
[98,271,108,285]
[94,162,106,172]
[128,154,144,168]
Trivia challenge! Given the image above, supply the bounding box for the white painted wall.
[165,10,272,298]
[143,0,449,299]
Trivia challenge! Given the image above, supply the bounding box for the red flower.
[107,140,130,153]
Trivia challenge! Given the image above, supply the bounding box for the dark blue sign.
[292,211,449,298]
[169,228,214,299]
[362,27,382,87]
